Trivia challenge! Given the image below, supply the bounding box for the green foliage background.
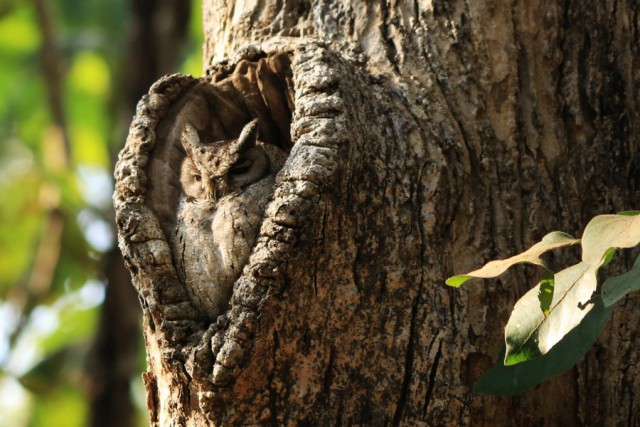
[0,0,202,425]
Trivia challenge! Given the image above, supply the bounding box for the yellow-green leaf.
[446,232,580,287]
[504,261,599,365]
[582,213,640,265]
[474,296,613,395]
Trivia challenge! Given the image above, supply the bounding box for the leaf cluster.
[447,212,640,394]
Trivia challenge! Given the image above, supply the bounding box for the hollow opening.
[146,51,296,237]
[144,51,296,320]
[206,51,295,153]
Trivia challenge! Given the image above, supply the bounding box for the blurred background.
[0,0,202,425]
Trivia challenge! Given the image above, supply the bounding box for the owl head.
[179,119,269,202]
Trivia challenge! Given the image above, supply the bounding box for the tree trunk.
[114,0,640,425]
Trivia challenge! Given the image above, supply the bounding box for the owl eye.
[229,158,252,175]
[194,175,202,182]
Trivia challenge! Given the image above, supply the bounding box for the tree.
[114,1,640,425]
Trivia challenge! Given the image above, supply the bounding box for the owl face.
[180,120,269,202]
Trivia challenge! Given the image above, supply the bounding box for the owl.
[173,119,287,318]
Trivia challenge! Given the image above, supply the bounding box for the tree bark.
[114,0,640,425]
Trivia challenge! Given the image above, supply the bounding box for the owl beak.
[204,180,217,201]
[212,176,227,201]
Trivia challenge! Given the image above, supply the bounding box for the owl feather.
[173,119,286,318]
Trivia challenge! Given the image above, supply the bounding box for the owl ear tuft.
[236,119,260,151]
[181,123,200,156]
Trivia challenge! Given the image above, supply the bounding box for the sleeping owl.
[173,119,287,318]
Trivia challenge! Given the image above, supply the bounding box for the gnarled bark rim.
[113,41,351,394]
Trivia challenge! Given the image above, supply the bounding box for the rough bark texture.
[114,0,640,425]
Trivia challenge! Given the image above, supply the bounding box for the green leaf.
[66,53,111,168]
[446,232,579,287]
[180,0,203,76]
[40,304,98,355]
[474,296,613,395]
[18,347,75,395]
[67,51,111,98]
[601,254,640,307]
[581,213,640,265]
[0,6,40,54]
[445,275,472,288]
[0,171,44,291]
[617,211,640,216]
[29,383,87,427]
[500,212,640,364]
[600,247,616,268]
[504,261,599,365]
